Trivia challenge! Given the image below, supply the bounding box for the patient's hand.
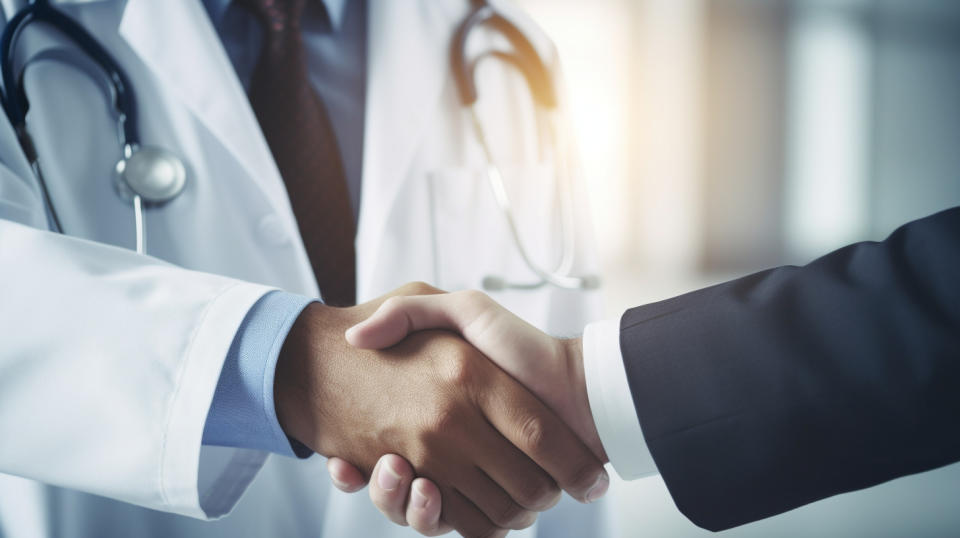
[327,290,608,535]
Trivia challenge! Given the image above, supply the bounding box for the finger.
[346,295,454,349]
[388,281,446,299]
[480,372,610,504]
[369,454,415,526]
[406,478,453,536]
[441,487,508,538]
[456,467,538,530]
[346,291,493,349]
[327,457,368,493]
[470,422,560,512]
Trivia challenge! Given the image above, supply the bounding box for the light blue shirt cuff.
[202,290,316,458]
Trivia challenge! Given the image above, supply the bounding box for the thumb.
[345,295,463,349]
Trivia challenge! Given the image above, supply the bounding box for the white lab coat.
[0,0,608,537]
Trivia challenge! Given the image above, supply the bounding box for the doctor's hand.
[274,284,607,538]
[326,290,609,535]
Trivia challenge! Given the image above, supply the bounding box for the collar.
[202,0,347,31]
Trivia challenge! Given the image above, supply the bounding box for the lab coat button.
[258,215,291,246]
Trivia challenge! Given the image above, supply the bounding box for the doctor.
[0,0,609,537]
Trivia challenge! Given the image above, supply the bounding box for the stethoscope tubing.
[3,0,601,281]
[469,107,598,291]
[1,0,186,255]
[1,0,140,146]
[455,1,600,291]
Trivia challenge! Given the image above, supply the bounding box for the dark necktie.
[238,0,356,306]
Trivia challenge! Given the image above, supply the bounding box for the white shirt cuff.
[583,317,659,480]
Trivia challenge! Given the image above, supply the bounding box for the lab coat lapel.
[117,0,299,235]
[357,0,463,295]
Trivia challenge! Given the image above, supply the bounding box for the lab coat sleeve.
[203,290,315,458]
[0,213,277,519]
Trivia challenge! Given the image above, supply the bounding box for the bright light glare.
[522,0,706,282]
[521,0,632,270]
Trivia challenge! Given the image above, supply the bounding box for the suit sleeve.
[619,207,960,531]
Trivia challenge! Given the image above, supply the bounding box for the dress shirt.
[583,318,660,480]
[205,0,367,220]
[201,0,367,456]
[203,291,315,457]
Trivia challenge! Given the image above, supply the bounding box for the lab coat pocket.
[427,161,562,294]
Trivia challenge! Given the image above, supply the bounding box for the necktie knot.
[236,0,308,36]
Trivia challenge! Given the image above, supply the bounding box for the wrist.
[561,337,608,462]
[274,302,342,451]
[274,300,384,454]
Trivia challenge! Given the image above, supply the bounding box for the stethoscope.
[0,0,186,255]
[452,0,600,291]
[2,0,601,290]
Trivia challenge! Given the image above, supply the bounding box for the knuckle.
[380,295,405,312]
[399,281,439,296]
[456,289,496,318]
[492,500,533,530]
[516,414,548,454]
[423,405,461,435]
[457,289,489,307]
[516,475,560,510]
[439,350,475,387]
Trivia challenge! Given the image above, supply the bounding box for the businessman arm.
[615,206,960,530]
[333,207,960,532]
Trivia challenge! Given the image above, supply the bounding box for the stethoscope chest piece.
[2,0,189,254]
[115,146,187,205]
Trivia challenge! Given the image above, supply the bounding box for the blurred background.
[518,0,960,535]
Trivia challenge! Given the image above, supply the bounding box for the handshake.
[278,210,960,537]
[275,282,608,538]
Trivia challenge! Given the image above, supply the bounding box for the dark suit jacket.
[620,207,960,531]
